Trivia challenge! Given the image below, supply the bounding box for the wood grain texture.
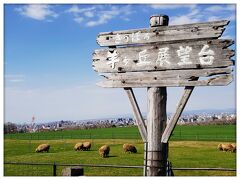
[97,20,229,46]
[97,74,233,88]
[93,39,234,73]
[161,83,197,143]
[101,67,232,80]
[147,87,168,176]
[124,88,147,142]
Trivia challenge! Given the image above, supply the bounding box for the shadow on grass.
[108,155,118,158]
[99,155,118,158]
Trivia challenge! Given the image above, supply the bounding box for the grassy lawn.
[4,125,236,141]
[4,125,236,176]
[4,139,236,176]
[171,125,236,141]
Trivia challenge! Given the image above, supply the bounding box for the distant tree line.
[4,122,18,134]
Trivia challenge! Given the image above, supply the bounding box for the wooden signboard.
[93,20,234,88]
[97,20,229,46]
[93,39,234,73]
[92,16,235,176]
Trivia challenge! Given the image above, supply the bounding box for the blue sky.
[4,4,236,123]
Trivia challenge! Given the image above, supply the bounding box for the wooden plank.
[97,74,233,88]
[102,67,233,81]
[97,20,229,46]
[124,88,147,142]
[93,39,234,73]
[161,82,198,143]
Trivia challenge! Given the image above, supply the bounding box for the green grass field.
[4,125,236,176]
[5,125,236,141]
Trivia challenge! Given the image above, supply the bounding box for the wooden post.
[147,15,169,176]
[161,78,198,143]
[53,162,57,176]
[124,87,147,142]
[124,87,148,175]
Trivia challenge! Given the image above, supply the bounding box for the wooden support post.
[124,87,148,176]
[147,15,169,176]
[124,88,147,142]
[147,87,168,176]
[161,80,198,143]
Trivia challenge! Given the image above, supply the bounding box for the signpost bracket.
[124,87,147,142]
[161,78,199,143]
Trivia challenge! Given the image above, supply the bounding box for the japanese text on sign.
[115,31,150,44]
[106,44,215,69]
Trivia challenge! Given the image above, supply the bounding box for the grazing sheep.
[222,143,234,152]
[231,143,236,153]
[99,145,110,158]
[218,143,235,152]
[217,143,223,151]
[35,144,50,153]
[123,143,137,153]
[83,142,91,151]
[74,143,84,151]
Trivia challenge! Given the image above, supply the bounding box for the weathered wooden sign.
[93,39,234,72]
[92,16,235,177]
[97,20,229,46]
[93,20,234,88]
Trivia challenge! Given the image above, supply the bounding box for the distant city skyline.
[10,107,236,125]
[4,4,236,123]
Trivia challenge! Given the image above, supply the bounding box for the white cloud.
[86,20,101,27]
[74,17,84,23]
[187,8,200,16]
[149,4,235,26]
[150,4,203,25]
[65,5,96,15]
[205,5,224,12]
[86,8,118,27]
[207,12,236,21]
[65,5,81,14]
[150,4,197,10]
[205,5,235,12]
[170,7,202,25]
[202,5,235,22]
[86,5,134,27]
[119,5,133,16]
[15,4,58,21]
[9,79,25,83]
[5,74,25,83]
[5,74,25,78]
[207,16,221,22]
[66,5,134,27]
[66,5,97,24]
[84,11,94,18]
[170,16,198,25]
